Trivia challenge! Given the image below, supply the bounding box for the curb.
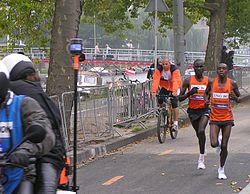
[239,183,250,194]
[67,127,156,164]
[67,115,190,165]
[68,92,250,165]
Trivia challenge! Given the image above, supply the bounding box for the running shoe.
[197,154,206,169]
[218,167,227,180]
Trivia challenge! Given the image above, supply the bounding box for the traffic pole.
[72,55,79,193]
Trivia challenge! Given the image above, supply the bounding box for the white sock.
[218,166,224,173]
[174,121,178,126]
[199,154,205,162]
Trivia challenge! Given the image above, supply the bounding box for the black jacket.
[9,80,66,170]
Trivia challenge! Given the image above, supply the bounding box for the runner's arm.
[178,77,190,101]
[204,78,213,104]
[230,79,240,102]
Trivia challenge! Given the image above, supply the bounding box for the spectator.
[226,50,234,71]
[225,50,234,78]
[94,43,102,60]
[94,43,100,55]
[221,46,228,64]
[147,58,159,80]
[105,44,113,59]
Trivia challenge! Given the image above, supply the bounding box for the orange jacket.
[152,64,182,93]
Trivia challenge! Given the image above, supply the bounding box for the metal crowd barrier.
[52,81,154,149]
[50,68,249,150]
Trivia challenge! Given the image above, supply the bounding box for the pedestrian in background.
[226,50,235,78]
[105,44,112,59]
[220,46,228,64]
[147,58,159,80]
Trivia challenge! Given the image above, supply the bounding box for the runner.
[179,59,213,169]
[204,63,240,179]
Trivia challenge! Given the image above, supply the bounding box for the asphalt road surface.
[76,99,250,194]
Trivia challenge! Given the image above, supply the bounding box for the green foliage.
[0,0,249,50]
[0,0,54,49]
[82,0,144,36]
[225,0,250,47]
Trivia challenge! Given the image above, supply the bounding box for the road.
[76,99,250,194]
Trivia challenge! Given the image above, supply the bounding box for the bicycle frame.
[156,94,178,143]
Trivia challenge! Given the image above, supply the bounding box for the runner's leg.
[220,125,232,167]
[210,124,220,148]
[198,115,209,154]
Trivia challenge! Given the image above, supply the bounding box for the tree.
[1,0,250,88]
[46,0,83,96]
[203,0,228,70]
[0,0,54,49]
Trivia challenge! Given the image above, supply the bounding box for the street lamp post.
[154,0,158,67]
[145,0,169,65]
[93,15,96,47]
[173,0,185,75]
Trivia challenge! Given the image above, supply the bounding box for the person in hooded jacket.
[0,63,55,194]
[2,53,66,194]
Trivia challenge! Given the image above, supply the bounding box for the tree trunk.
[47,0,82,96]
[204,0,228,71]
[47,0,83,138]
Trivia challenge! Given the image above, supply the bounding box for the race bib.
[0,122,13,153]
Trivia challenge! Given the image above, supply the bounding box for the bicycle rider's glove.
[188,87,199,96]
[9,149,30,167]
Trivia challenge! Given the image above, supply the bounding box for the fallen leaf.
[231,181,237,186]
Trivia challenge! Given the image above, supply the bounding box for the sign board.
[145,0,169,12]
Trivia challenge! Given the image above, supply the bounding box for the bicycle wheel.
[157,109,167,143]
[169,113,178,139]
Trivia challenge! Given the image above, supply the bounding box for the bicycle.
[156,94,178,143]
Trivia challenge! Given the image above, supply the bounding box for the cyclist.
[204,63,240,180]
[2,53,66,193]
[152,57,182,131]
[0,64,55,194]
[179,59,213,169]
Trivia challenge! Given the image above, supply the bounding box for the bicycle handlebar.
[129,79,140,84]
[156,94,174,99]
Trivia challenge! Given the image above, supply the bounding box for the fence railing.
[1,47,250,68]
[51,69,250,150]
